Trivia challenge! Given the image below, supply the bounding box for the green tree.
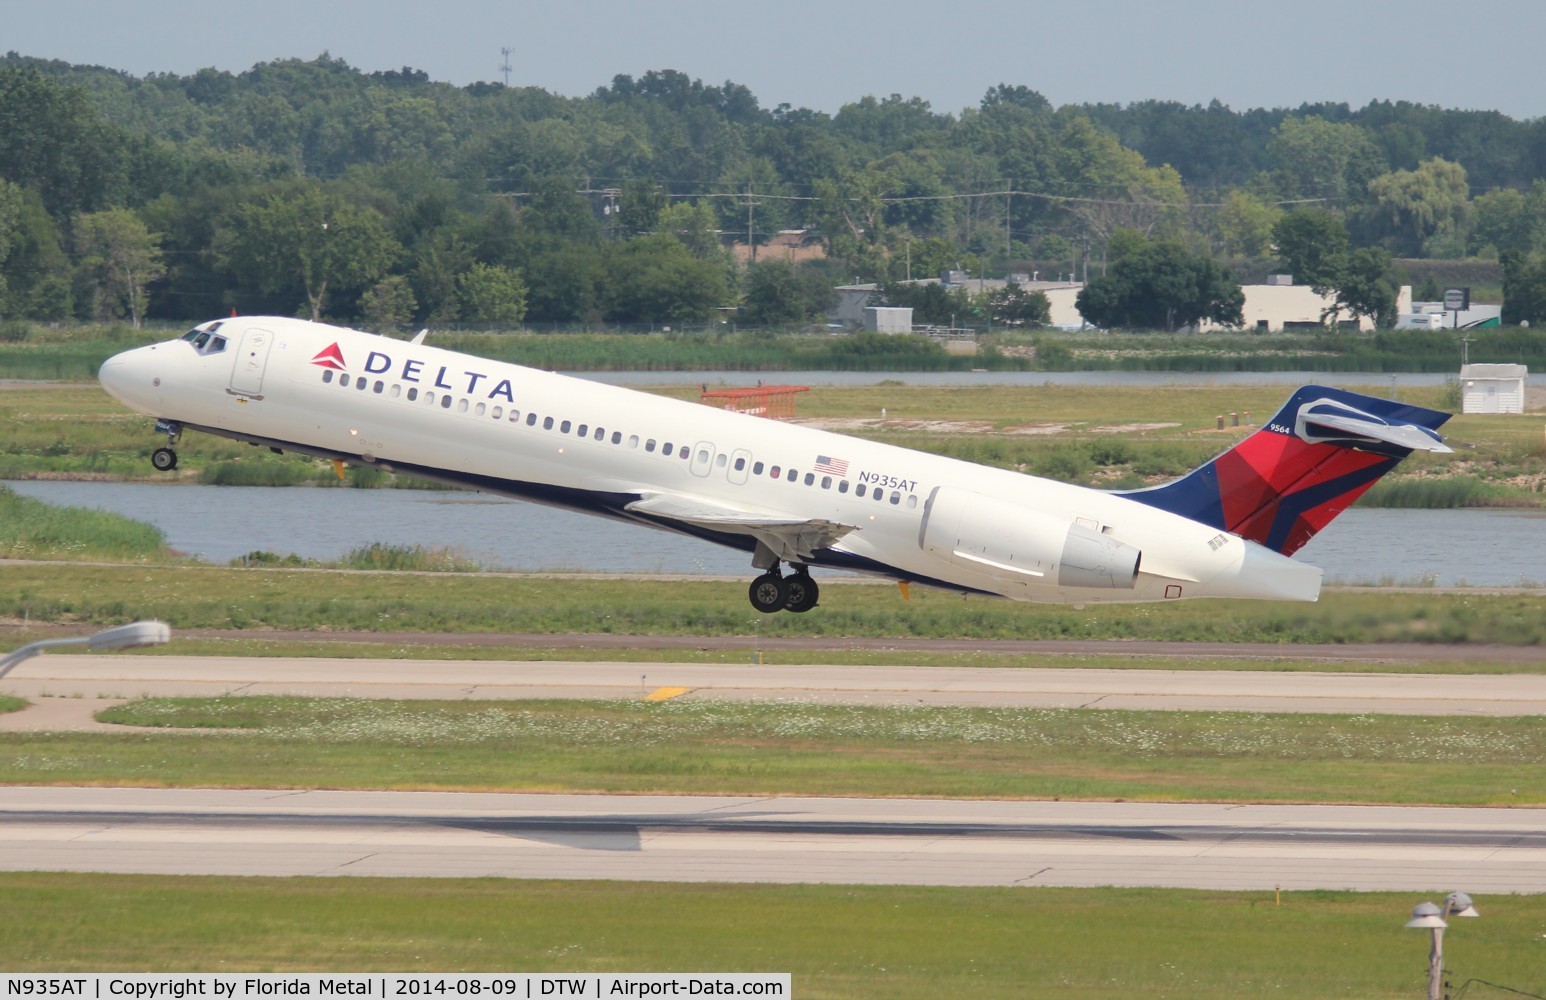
[878,281,975,326]
[218,186,401,321]
[457,262,527,327]
[73,209,167,327]
[1501,250,1546,326]
[1075,238,1243,331]
[982,283,1051,328]
[0,67,127,217]
[1328,246,1398,328]
[1266,116,1384,204]
[359,275,417,332]
[410,232,476,324]
[0,184,70,319]
[1272,209,1349,287]
[604,234,728,324]
[1215,190,1283,258]
[1470,185,1546,258]
[656,201,726,260]
[617,179,666,237]
[739,259,835,328]
[1365,157,1470,256]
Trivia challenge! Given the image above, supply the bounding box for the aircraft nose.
[99,345,165,415]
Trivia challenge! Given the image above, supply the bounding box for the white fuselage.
[99,317,1322,605]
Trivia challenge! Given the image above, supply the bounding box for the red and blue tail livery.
[1124,386,1452,556]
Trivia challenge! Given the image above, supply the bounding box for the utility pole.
[745,184,758,264]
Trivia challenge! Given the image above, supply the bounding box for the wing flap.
[625,492,857,562]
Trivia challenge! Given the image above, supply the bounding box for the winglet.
[411,328,429,345]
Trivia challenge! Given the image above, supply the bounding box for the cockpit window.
[181,329,227,355]
[181,321,226,355]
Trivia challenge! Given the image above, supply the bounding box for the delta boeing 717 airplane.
[99,317,1452,613]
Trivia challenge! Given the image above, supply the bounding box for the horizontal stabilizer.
[1297,396,1452,454]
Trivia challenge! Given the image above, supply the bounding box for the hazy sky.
[8,0,1545,119]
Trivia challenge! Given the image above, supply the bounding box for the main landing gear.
[150,420,181,472]
[748,565,819,614]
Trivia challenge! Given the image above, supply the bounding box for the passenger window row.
[319,368,918,509]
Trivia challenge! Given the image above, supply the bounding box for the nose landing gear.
[748,565,819,613]
[150,420,182,472]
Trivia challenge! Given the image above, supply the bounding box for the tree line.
[8,53,1546,330]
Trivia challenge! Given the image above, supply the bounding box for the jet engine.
[920,487,1140,591]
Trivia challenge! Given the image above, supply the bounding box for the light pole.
[0,621,171,682]
[1405,892,1480,1000]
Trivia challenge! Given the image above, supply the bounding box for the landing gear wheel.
[151,447,178,472]
[783,573,819,613]
[748,572,789,613]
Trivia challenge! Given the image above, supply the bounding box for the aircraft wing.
[624,492,858,562]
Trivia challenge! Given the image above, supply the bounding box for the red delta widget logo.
[310,343,517,403]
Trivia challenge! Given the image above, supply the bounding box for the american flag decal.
[815,455,849,476]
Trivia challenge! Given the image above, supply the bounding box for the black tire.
[783,574,819,613]
[151,447,178,472]
[748,573,788,613]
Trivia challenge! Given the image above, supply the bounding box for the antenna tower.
[500,47,513,87]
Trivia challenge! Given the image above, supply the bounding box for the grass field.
[1,873,1541,999]
[0,697,1534,804]
[5,561,1546,645]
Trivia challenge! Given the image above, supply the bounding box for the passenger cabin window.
[407,387,418,401]
[323,370,335,384]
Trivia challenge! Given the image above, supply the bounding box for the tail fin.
[1124,385,1452,556]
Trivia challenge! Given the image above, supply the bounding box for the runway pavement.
[3,654,1543,891]
[4,654,1546,721]
[3,786,1543,891]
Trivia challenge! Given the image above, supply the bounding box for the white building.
[1197,281,1411,333]
[864,306,913,333]
[1460,364,1527,414]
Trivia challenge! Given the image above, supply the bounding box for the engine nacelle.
[921,487,1140,591]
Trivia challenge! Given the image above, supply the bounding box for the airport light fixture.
[1405,893,1481,1000]
[0,621,171,682]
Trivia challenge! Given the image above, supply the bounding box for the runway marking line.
[644,686,692,702]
